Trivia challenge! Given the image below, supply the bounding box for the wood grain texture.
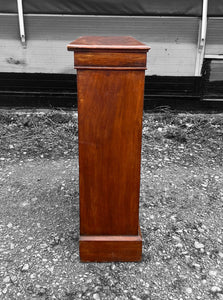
[78,69,145,236]
[68,36,149,261]
[74,51,147,68]
[67,36,150,51]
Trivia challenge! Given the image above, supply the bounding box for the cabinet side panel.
[77,70,145,235]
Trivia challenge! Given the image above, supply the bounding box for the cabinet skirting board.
[79,228,142,262]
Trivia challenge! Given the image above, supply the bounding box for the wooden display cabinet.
[67,36,150,262]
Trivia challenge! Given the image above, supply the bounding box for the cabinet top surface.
[67,36,150,51]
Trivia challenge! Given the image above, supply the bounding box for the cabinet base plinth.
[79,231,142,262]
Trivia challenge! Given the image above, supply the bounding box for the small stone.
[192,263,201,269]
[21,263,29,271]
[31,197,38,202]
[10,243,15,250]
[132,296,142,300]
[94,286,101,292]
[93,293,101,300]
[218,252,223,258]
[38,287,47,295]
[82,286,88,293]
[30,274,36,279]
[3,276,11,283]
[26,245,32,250]
[194,241,204,249]
[2,287,7,294]
[47,266,54,273]
[211,286,222,293]
[10,275,17,283]
[209,270,217,277]
[21,201,30,207]
[185,255,190,263]
[7,223,13,228]
[172,235,181,242]
[9,145,14,149]
[175,243,183,248]
[185,287,193,294]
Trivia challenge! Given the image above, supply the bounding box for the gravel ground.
[0,109,223,300]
